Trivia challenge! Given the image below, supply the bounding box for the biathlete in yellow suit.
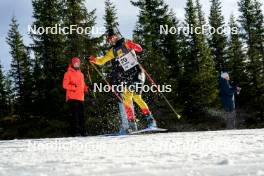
[89,29,157,129]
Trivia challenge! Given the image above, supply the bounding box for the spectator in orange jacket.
[63,57,88,136]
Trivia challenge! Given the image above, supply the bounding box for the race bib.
[118,51,139,71]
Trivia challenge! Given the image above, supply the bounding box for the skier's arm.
[125,39,143,53]
[63,73,76,91]
[90,48,115,65]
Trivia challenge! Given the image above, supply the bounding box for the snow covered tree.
[6,17,32,116]
[209,0,228,73]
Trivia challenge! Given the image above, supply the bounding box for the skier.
[88,29,157,131]
[63,57,89,136]
[219,72,241,129]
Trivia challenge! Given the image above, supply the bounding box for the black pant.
[68,100,86,136]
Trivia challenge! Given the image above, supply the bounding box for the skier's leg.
[122,90,135,120]
[129,102,138,131]
[122,90,138,131]
[133,94,157,128]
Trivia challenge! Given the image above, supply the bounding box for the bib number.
[118,51,138,71]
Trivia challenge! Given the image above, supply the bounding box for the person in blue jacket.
[219,72,241,129]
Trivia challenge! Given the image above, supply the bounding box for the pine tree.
[227,14,247,107]
[227,15,247,85]
[31,0,67,117]
[4,75,14,116]
[102,0,120,92]
[102,0,119,61]
[104,0,119,32]
[132,0,184,81]
[63,1,120,133]
[131,0,184,117]
[209,0,227,73]
[62,0,99,99]
[101,0,119,53]
[81,0,122,128]
[253,0,264,68]
[253,0,264,117]
[181,0,218,113]
[238,0,264,117]
[196,0,206,26]
[6,17,32,116]
[0,63,8,118]
[63,0,97,58]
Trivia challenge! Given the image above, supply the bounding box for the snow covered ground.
[1,129,264,176]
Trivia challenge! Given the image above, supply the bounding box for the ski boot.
[145,114,157,129]
[128,119,138,133]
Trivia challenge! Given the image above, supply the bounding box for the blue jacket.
[219,77,236,112]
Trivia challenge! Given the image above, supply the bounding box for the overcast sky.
[0,0,263,71]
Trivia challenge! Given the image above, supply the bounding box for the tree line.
[0,0,263,138]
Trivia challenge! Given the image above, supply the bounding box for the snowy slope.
[1,129,264,176]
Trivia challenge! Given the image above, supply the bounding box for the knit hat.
[71,57,80,65]
[106,28,118,38]
[221,72,229,79]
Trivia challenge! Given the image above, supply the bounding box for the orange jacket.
[63,65,88,101]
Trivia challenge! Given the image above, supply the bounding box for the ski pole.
[139,65,181,119]
[89,63,123,102]
[87,63,97,98]
[86,63,103,118]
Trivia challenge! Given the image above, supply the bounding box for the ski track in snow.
[1,129,264,176]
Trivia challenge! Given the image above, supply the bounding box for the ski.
[98,128,167,137]
[129,127,167,135]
